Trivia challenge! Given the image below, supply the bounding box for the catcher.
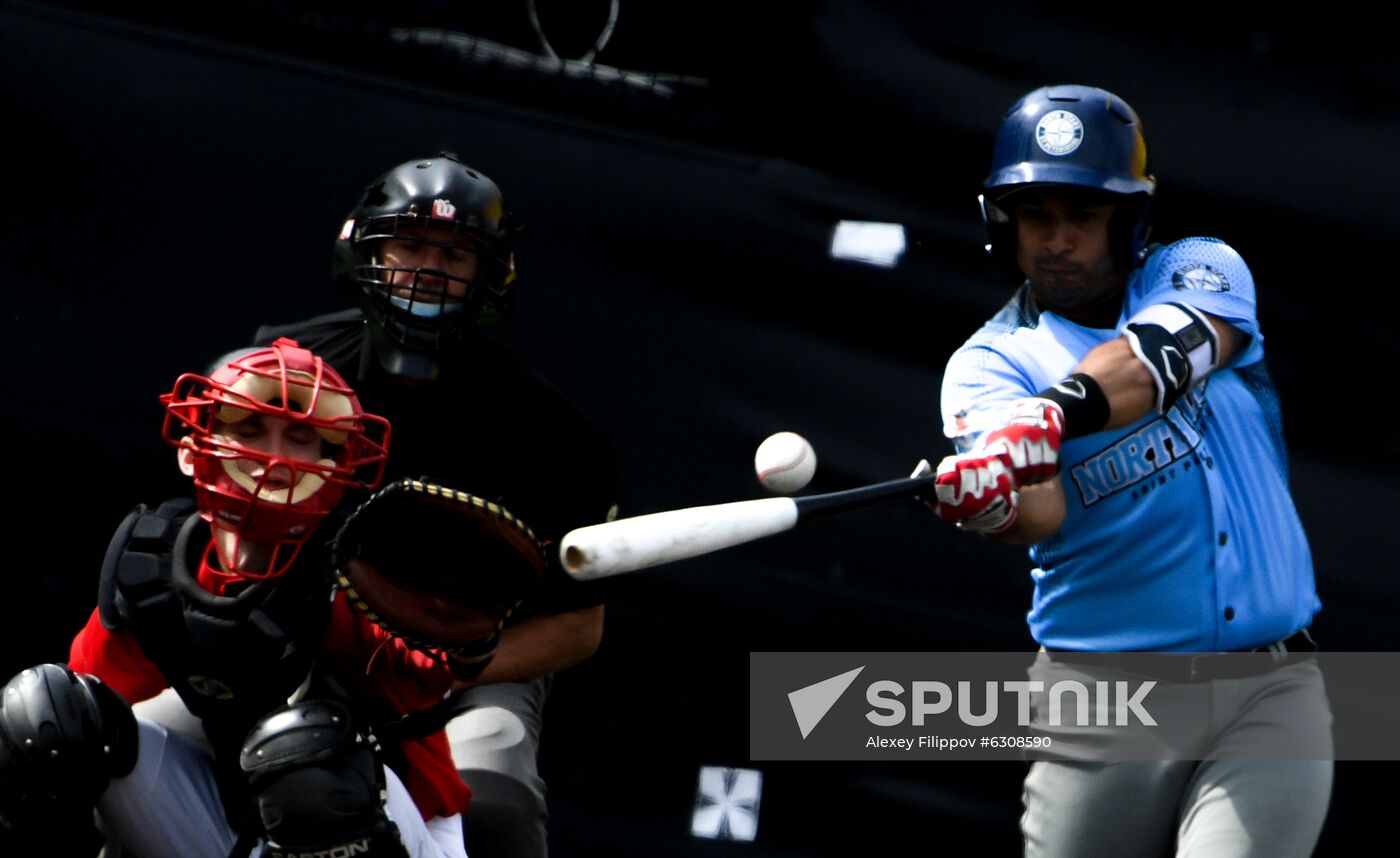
[0,338,545,858]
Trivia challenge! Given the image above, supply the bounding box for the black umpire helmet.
[981,85,1156,268]
[334,153,520,378]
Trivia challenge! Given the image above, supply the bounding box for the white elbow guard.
[1121,302,1220,413]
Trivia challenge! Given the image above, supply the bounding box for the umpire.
[931,85,1331,856]
[255,153,619,858]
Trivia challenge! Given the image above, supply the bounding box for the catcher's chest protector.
[98,499,334,753]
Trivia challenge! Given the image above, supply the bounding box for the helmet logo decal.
[1172,264,1231,293]
[339,219,356,240]
[431,198,458,220]
[1035,110,1084,156]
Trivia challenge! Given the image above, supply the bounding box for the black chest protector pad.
[98,500,334,753]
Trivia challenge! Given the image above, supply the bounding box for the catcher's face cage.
[160,338,391,579]
[341,213,514,355]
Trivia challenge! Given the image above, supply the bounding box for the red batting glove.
[978,398,1065,486]
[933,451,1018,533]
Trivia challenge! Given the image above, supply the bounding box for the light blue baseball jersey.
[941,238,1319,651]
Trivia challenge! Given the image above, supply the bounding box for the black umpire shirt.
[254,309,620,619]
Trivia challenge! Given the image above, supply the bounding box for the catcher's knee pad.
[0,664,138,832]
[239,699,407,858]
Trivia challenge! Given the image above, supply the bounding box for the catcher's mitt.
[331,478,546,677]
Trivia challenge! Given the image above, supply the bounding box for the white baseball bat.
[561,468,935,580]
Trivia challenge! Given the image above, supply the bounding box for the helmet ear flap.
[1108,193,1154,267]
[978,189,1025,277]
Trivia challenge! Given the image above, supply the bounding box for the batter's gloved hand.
[978,398,1065,486]
[932,451,1018,533]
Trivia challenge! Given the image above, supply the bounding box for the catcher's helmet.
[161,338,391,578]
[981,85,1155,266]
[334,153,519,379]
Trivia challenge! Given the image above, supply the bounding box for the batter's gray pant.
[1020,657,1333,858]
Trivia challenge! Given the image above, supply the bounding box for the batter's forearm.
[1074,338,1156,430]
[1073,313,1245,432]
[991,478,1066,545]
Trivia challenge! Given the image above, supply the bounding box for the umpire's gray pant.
[447,676,552,858]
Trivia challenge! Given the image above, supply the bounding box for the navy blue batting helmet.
[981,85,1155,265]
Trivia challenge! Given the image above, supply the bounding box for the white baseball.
[754,432,817,494]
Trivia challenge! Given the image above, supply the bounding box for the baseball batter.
[932,85,1331,856]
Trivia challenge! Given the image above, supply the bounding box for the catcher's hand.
[331,479,547,678]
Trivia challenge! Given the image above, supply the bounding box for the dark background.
[3,1,1396,854]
